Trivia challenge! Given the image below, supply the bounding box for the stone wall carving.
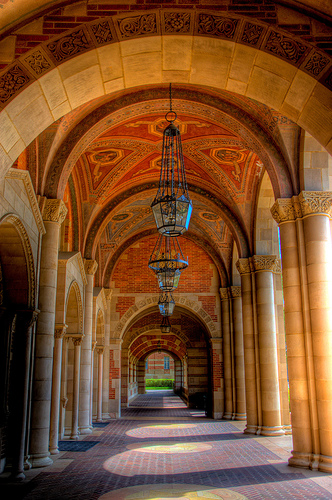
[219,287,229,301]
[263,30,308,64]
[236,258,251,275]
[230,286,241,298]
[84,259,98,276]
[298,191,332,217]
[270,198,295,224]
[197,13,239,39]
[47,28,91,62]
[0,64,31,105]
[251,255,278,272]
[40,198,68,224]
[115,13,158,39]
[55,323,68,339]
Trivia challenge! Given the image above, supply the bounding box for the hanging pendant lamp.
[149,233,188,291]
[151,84,192,237]
[160,315,171,333]
[158,291,175,317]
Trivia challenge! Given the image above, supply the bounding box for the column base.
[235,413,247,421]
[244,425,257,434]
[223,412,232,420]
[79,426,93,435]
[283,424,292,435]
[70,434,79,440]
[49,447,59,455]
[212,412,223,419]
[260,425,285,436]
[318,454,332,473]
[10,471,25,481]
[29,453,53,468]
[109,412,120,419]
[288,451,311,469]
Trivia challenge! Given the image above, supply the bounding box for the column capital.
[236,258,252,275]
[298,191,332,218]
[40,198,68,224]
[71,336,83,347]
[54,323,68,339]
[219,287,229,301]
[251,255,279,273]
[96,346,105,355]
[104,288,113,301]
[84,259,98,276]
[230,286,241,298]
[15,308,39,329]
[92,341,97,351]
[271,198,295,224]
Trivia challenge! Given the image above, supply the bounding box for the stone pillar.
[70,337,83,439]
[236,258,259,434]
[79,260,98,435]
[89,341,97,425]
[252,255,284,436]
[96,347,104,422]
[210,337,224,419]
[10,310,38,480]
[121,348,129,408]
[230,286,246,421]
[220,288,233,419]
[109,339,122,417]
[59,337,69,439]
[272,192,332,472]
[49,324,67,454]
[30,198,67,468]
[137,360,145,394]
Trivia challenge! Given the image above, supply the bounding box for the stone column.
[49,324,67,454]
[252,255,284,436]
[59,337,69,439]
[210,337,224,419]
[96,347,104,422]
[230,286,246,421]
[272,192,332,472]
[70,337,83,439]
[89,341,97,425]
[137,360,145,394]
[79,260,98,435]
[220,288,233,419]
[236,258,259,434]
[121,348,129,408]
[30,198,67,468]
[109,339,122,417]
[10,310,38,480]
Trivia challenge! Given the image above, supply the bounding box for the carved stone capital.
[97,346,105,355]
[15,309,39,330]
[298,191,332,218]
[40,198,68,224]
[84,259,98,276]
[55,323,68,339]
[219,287,229,301]
[236,258,252,275]
[92,341,97,351]
[230,286,241,298]
[271,198,295,224]
[104,288,112,301]
[71,336,83,347]
[251,255,278,272]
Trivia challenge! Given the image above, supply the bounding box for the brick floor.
[1,390,332,499]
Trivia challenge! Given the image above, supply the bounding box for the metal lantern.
[160,316,171,333]
[148,234,188,291]
[158,291,175,317]
[151,84,192,237]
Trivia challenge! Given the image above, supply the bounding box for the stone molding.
[271,191,332,223]
[103,288,113,301]
[84,259,98,276]
[231,286,241,298]
[40,197,68,224]
[219,287,229,301]
[92,341,97,351]
[123,324,192,350]
[58,251,88,286]
[54,323,68,339]
[6,169,46,235]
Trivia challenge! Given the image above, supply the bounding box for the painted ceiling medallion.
[200,212,220,221]
[112,213,131,221]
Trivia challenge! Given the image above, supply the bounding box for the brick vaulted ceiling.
[2,0,331,289]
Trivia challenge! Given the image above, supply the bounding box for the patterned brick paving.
[1,391,332,500]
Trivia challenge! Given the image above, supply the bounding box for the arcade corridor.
[2,390,331,500]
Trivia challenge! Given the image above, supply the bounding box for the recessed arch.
[65,281,83,335]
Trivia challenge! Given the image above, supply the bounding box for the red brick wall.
[116,296,136,318]
[199,296,217,322]
[112,235,215,294]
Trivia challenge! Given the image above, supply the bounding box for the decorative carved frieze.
[303,51,330,77]
[219,287,229,301]
[197,13,239,39]
[40,198,68,224]
[271,198,295,224]
[263,30,308,65]
[298,191,332,217]
[0,63,31,105]
[241,22,265,47]
[251,255,278,272]
[230,286,241,298]
[163,11,192,34]
[84,259,98,276]
[46,28,91,63]
[89,20,116,46]
[54,323,68,339]
[236,258,251,275]
[23,49,52,77]
[115,13,158,39]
